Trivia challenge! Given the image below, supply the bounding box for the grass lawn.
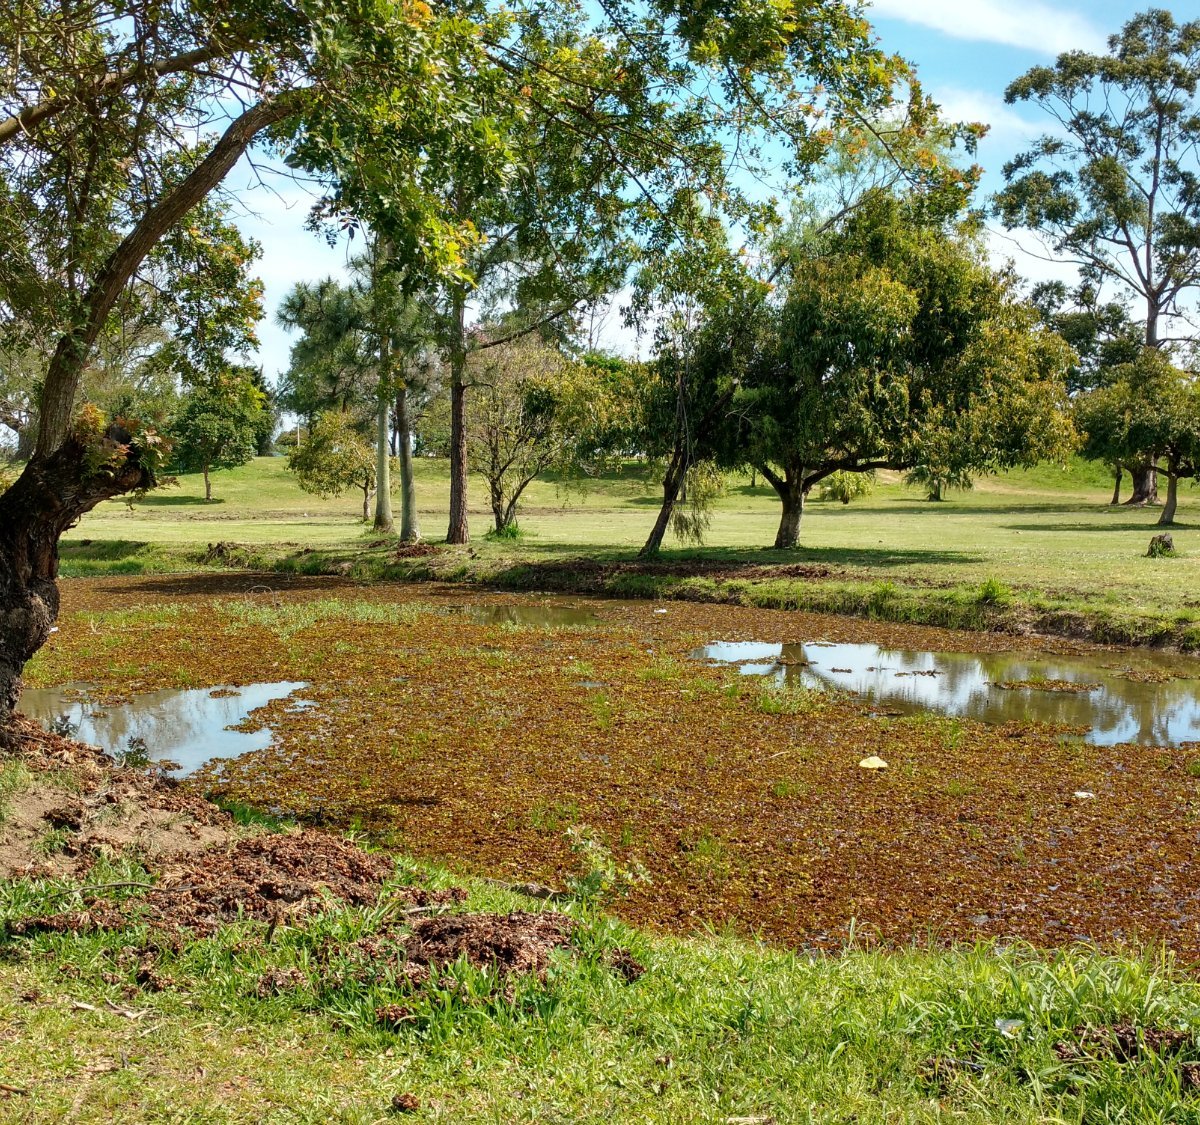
[58,454,1200,647]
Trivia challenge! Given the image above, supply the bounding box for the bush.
[817,470,875,504]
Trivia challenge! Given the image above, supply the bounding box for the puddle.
[453,604,599,628]
[18,682,310,775]
[693,641,1200,746]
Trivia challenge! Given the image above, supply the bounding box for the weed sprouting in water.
[755,681,824,716]
[565,825,649,905]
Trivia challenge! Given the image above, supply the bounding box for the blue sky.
[236,0,1155,379]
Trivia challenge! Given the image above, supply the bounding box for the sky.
[233,0,1154,383]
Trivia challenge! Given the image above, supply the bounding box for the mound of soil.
[404,911,576,977]
[0,716,231,880]
[145,831,396,934]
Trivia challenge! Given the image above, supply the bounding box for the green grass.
[52,454,1200,647]
[3,852,1200,1122]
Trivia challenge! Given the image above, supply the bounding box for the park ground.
[2,457,1200,1121]
[58,454,1200,649]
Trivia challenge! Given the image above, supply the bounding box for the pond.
[693,640,1200,746]
[18,681,311,775]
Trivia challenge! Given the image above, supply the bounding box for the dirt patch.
[0,716,232,880]
[992,679,1100,694]
[393,543,441,559]
[403,911,576,978]
[1054,1024,1193,1062]
[143,831,395,934]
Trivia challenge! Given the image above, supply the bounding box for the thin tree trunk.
[446,286,469,545]
[490,475,505,532]
[1159,469,1179,526]
[362,483,370,523]
[203,464,211,502]
[640,447,686,556]
[1110,464,1122,506]
[373,391,393,532]
[395,386,419,542]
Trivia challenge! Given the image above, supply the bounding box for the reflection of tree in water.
[765,642,1200,746]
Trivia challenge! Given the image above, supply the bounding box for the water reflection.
[18,681,310,775]
[693,640,1200,746]
[452,604,598,627]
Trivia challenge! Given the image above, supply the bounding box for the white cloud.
[867,0,1105,55]
[927,86,1046,142]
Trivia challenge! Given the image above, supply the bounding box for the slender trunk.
[446,287,469,544]
[640,447,686,556]
[1110,464,1122,506]
[1159,466,1179,526]
[373,391,393,533]
[362,482,370,523]
[203,464,211,502]
[0,428,155,729]
[490,474,505,533]
[395,387,420,542]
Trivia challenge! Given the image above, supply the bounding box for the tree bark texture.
[0,428,154,727]
[446,287,470,545]
[395,387,420,542]
[640,447,686,556]
[1125,463,1158,505]
[1110,465,1122,506]
[1159,466,1179,526]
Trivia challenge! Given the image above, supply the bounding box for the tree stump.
[1147,533,1176,558]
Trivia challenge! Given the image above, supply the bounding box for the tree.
[996,9,1200,503]
[287,411,382,522]
[276,244,437,539]
[1075,349,1200,526]
[465,336,601,533]
[732,194,1076,548]
[168,375,267,501]
[0,0,970,726]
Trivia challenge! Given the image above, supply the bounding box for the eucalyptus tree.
[996,8,1200,503]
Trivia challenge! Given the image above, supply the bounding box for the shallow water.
[454,604,599,627]
[18,681,310,775]
[693,640,1200,746]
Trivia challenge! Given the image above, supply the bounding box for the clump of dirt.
[7,831,399,938]
[403,911,576,978]
[605,947,646,982]
[393,543,440,559]
[1053,1023,1193,1062]
[141,831,396,935]
[0,715,232,879]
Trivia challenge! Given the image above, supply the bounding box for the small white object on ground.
[1073,790,1096,799]
[858,755,888,770]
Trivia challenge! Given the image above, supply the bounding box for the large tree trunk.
[446,287,470,545]
[761,464,806,549]
[1125,462,1158,506]
[640,447,686,556]
[0,429,154,730]
[1159,468,1179,526]
[395,386,420,542]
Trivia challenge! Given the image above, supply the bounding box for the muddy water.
[18,682,310,774]
[693,640,1200,746]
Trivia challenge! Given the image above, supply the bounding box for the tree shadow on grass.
[135,494,225,507]
[1003,521,1194,534]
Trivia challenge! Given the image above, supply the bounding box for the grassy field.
[59,454,1200,647]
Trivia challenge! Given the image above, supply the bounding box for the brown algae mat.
[20,572,1200,956]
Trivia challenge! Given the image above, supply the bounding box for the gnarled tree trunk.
[1110,464,1122,505]
[0,430,154,731]
[640,446,686,556]
[1125,462,1158,505]
[1159,464,1179,526]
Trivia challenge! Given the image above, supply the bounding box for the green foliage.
[817,471,875,504]
[564,824,649,905]
[168,375,268,500]
[286,411,378,516]
[996,10,1200,348]
[730,191,1075,546]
